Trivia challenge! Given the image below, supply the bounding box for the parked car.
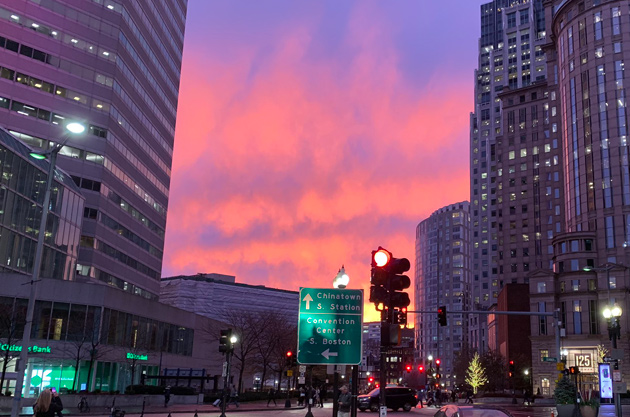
[434,405,515,417]
[357,387,418,412]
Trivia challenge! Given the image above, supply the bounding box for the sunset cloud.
[164,0,481,321]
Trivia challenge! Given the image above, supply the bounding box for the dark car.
[357,387,418,412]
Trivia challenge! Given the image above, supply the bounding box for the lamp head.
[66,122,86,134]
[603,307,612,319]
[611,305,622,317]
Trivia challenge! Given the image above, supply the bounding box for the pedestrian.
[416,389,424,408]
[298,387,305,406]
[164,386,171,407]
[465,389,474,404]
[267,388,277,406]
[227,385,239,408]
[33,388,63,417]
[319,385,326,407]
[337,385,351,417]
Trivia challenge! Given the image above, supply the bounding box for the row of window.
[72,175,165,239]
[76,263,158,301]
[98,211,163,260]
[0,96,107,138]
[0,4,116,62]
[0,64,109,112]
[80,235,159,281]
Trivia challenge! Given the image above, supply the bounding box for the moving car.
[357,387,418,412]
[433,405,515,417]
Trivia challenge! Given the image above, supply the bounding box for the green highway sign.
[542,357,558,363]
[297,287,363,365]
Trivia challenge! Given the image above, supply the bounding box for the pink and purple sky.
[163,0,485,321]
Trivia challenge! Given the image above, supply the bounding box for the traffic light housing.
[370,247,411,314]
[219,328,233,353]
[569,366,580,375]
[370,248,391,307]
[393,307,408,325]
[286,350,296,367]
[437,306,447,326]
[388,257,411,310]
[405,364,412,373]
[508,360,515,377]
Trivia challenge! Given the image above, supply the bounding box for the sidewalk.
[0,400,309,417]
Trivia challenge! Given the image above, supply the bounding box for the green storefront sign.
[1,344,52,353]
[297,288,363,365]
[126,352,148,361]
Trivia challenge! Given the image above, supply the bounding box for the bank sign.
[297,288,363,365]
[1,344,52,353]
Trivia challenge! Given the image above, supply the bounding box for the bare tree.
[0,297,24,393]
[253,311,287,390]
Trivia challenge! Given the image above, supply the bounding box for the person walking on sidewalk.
[227,385,239,408]
[337,385,351,417]
[164,386,171,408]
[267,388,277,406]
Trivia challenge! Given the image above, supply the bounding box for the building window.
[537,282,546,293]
[573,300,582,335]
[540,349,549,361]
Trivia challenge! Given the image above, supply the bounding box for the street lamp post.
[10,123,85,417]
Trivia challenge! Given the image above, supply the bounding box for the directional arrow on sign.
[321,349,338,359]
[302,293,313,309]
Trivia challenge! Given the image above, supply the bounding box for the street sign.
[297,287,363,365]
[543,357,558,363]
[299,365,306,373]
[613,382,626,393]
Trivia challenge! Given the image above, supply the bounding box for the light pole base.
[285,398,291,408]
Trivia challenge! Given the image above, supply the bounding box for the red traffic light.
[418,366,424,373]
[286,351,293,357]
[368,376,374,383]
[372,248,391,267]
[509,360,514,365]
[405,364,412,373]
[435,359,441,366]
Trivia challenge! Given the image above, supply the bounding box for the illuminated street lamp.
[603,305,622,349]
[333,265,350,289]
[11,122,85,417]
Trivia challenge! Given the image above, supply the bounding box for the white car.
[433,405,515,417]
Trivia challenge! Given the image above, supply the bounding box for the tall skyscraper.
[0,0,187,298]
[470,0,547,352]
[415,201,471,389]
[528,0,630,393]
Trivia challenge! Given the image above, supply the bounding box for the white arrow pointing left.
[321,348,338,359]
[303,293,314,309]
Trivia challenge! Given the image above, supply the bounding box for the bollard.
[168,413,172,417]
[194,411,198,417]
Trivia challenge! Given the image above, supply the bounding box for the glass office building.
[0,0,187,298]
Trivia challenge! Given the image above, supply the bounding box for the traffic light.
[219,328,233,353]
[437,306,447,326]
[368,376,374,384]
[508,360,515,377]
[418,365,424,373]
[435,359,441,379]
[435,358,441,368]
[405,364,412,373]
[370,247,391,307]
[286,350,295,367]
[370,247,411,315]
[569,366,580,375]
[393,307,408,325]
[388,256,411,311]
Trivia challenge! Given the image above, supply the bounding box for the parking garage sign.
[297,288,363,365]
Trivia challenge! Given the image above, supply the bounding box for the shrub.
[554,377,577,405]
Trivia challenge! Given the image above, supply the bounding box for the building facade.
[414,202,471,390]
[471,0,547,352]
[0,0,187,298]
[528,0,630,394]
